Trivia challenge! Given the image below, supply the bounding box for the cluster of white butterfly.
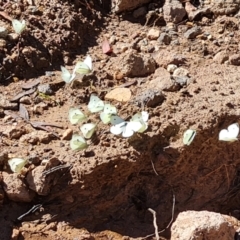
[61,55,92,84]
[12,19,26,35]
[69,94,149,151]
[183,123,239,146]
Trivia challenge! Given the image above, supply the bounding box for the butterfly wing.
[80,123,96,139]
[61,66,72,83]
[110,115,125,125]
[104,104,117,115]
[70,135,88,150]
[12,19,26,34]
[100,112,111,124]
[74,62,91,75]
[88,95,104,113]
[84,55,92,70]
[228,123,239,139]
[8,158,27,173]
[183,129,196,145]
[110,122,126,135]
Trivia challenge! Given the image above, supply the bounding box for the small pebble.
[167,64,177,73]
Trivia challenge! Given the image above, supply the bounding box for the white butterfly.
[80,123,97,139]
[68,108,86,125]
[61,66,76,83]
[8,158,28,173]
[219,123,239,142]
[12,19,26,34]
[87,94,105,113]
[130,111,149,133]
[74,55,92,75]
[183,129,196,145]
[110,116,142,138]
[100,104,117,124]
[70,134,88,151]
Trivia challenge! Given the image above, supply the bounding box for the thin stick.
[143,193,175,239]
[17,204,42,221]
[42,164,72,176]
[148,208,159,240]
[151,159,159,176]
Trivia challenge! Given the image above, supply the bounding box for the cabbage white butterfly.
[61,66,76,83]
[68,108,86,124]
[130,111,149,133]
[183,129,196,145]
[74,55,92,75]
[110,116,142,138]
[100,104,117,124]
[70,134,88,151]
[8,158,28,173]
[219,123,239,142]
[80,123,97,139]
[87,94,105,113]
[12,19,26,34]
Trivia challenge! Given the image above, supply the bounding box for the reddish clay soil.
[1,0,240,239]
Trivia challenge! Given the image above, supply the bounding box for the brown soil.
[1,0,240,240]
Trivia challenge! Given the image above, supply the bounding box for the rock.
[147,28,160,40]
[171,210,235,240]
[173,76,190,86]
[26,166,56,195]
[133,6,147,18]
[38,84,53,95]
[2,172,35,202]
[131,89,165,107]
[33,102,48,114]
[20,130,52,144]
[173,67,189,77]
[61,128,73,140]
[158,33,171,45]
[229,54,240,66]
[187,7,212,21]
[0,26,8,38]
[112,0,151,13]
[150,67,180,91]
[213,51,229,64]
[109,51,156,77]
[163,0,187,23]
[19,96,31,104]
[3,125,26,139]
[0,94,18,110]
[167,64,177,73]
[152,49,187,67]
[105,88,132,102]
[210,0,240,16]
[184,26,202,39]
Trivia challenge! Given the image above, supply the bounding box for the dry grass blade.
[19,104,29,121]
[10,88,36,102]
[22,79,41,90]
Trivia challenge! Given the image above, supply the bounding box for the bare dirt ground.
[1,0,240,239]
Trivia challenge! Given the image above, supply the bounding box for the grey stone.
[131,89,165,107]
[37,84,53,95]
[158,33,171,45]
[184,26,202,39]
[163,0,187,23]
[229,54,240,66]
